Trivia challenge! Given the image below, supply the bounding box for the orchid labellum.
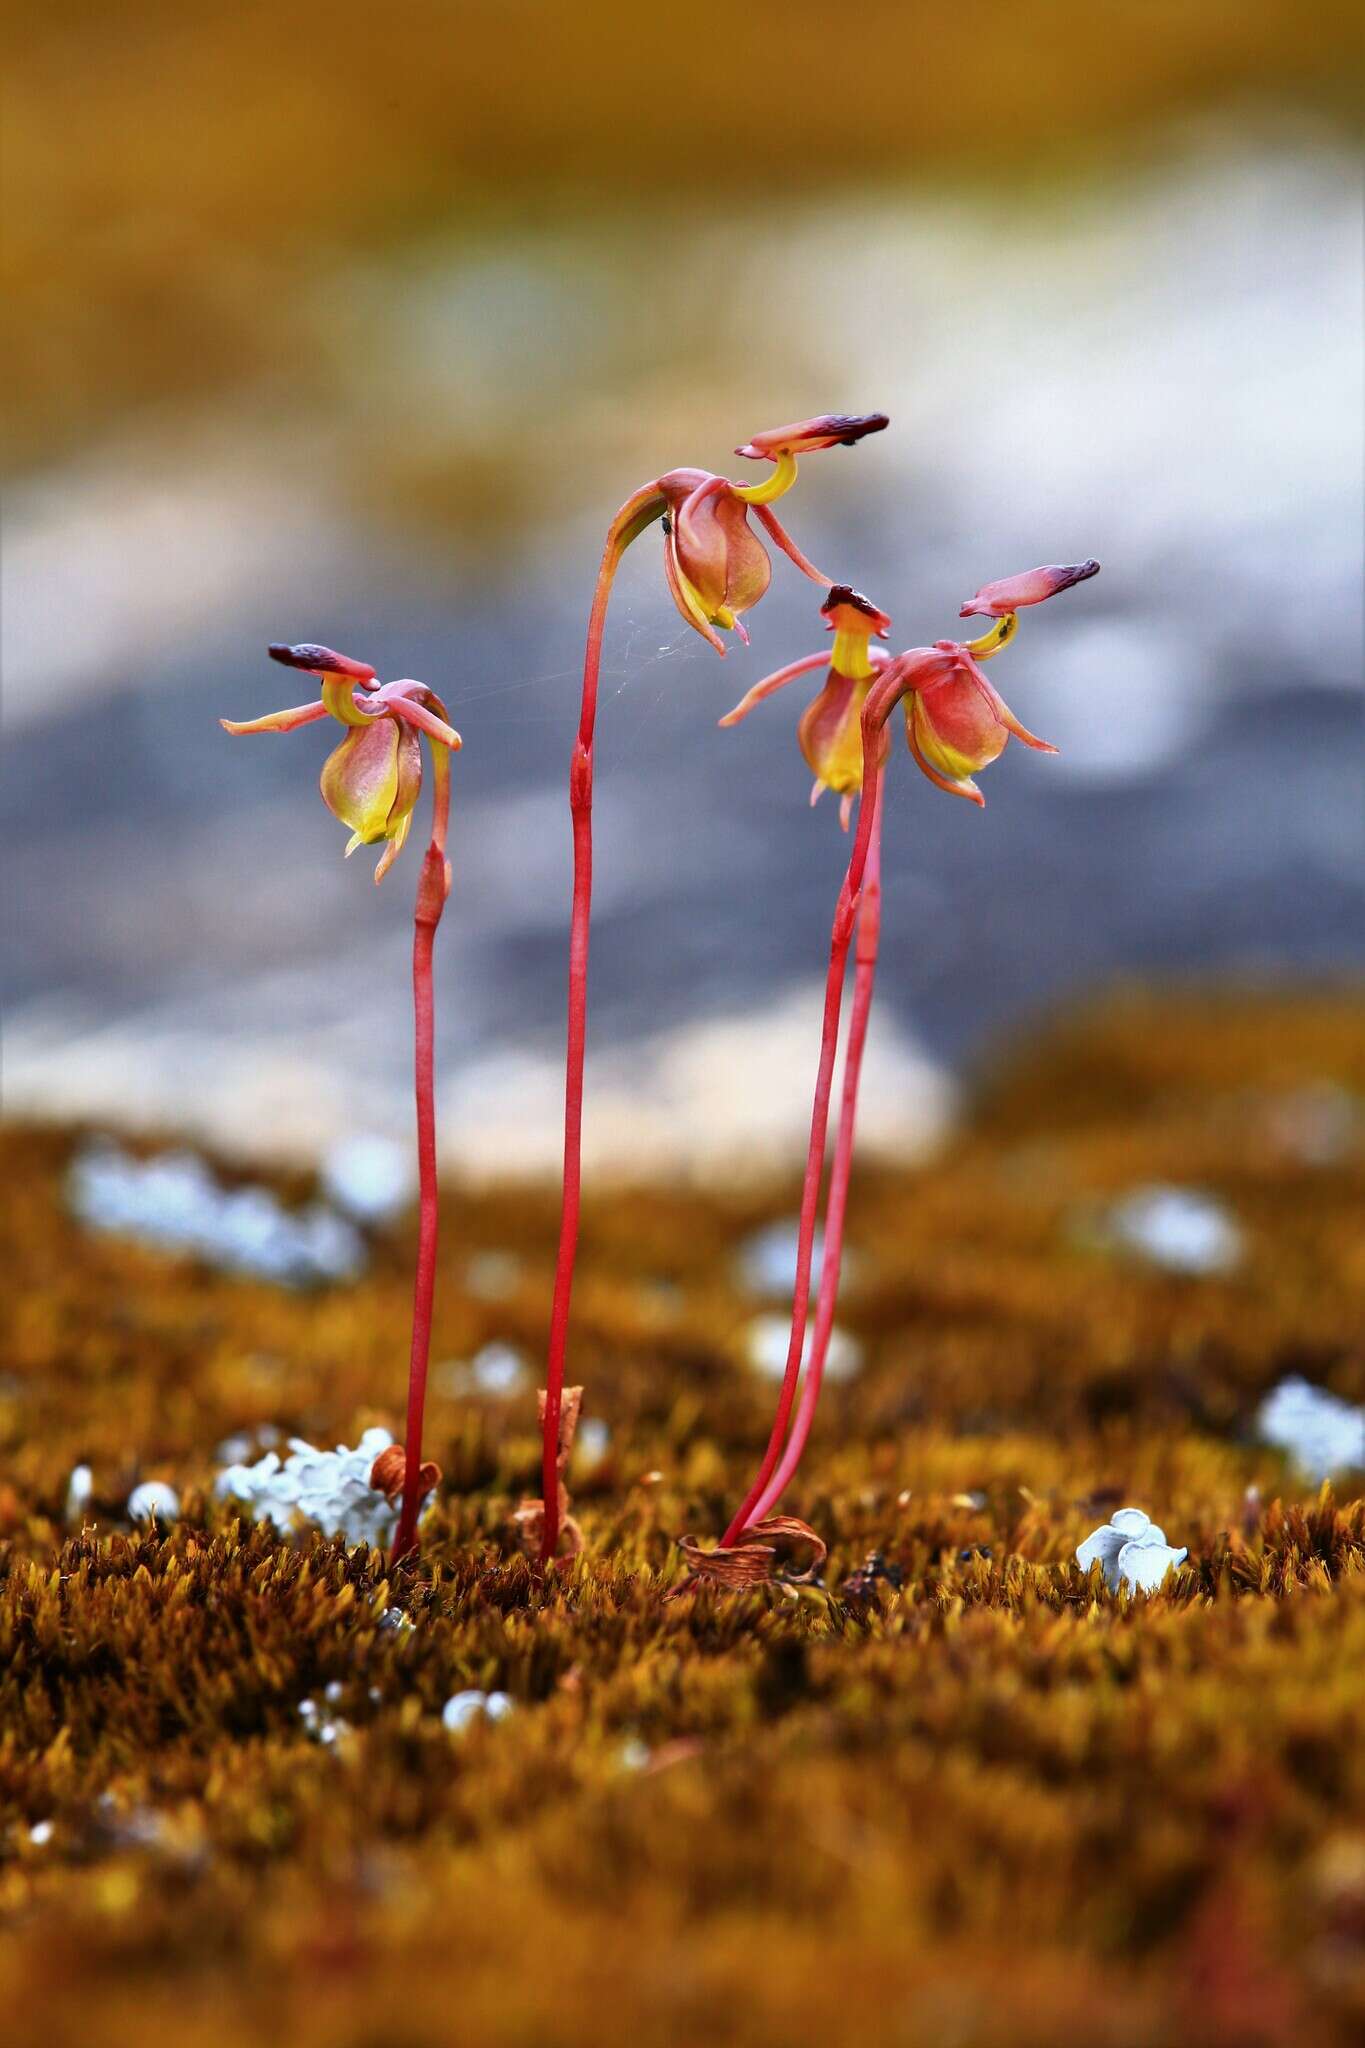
[221,643,461,1562]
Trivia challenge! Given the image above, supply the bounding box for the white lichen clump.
[1076,1507,1188,1594]
[442,1690,513,1734]
[1257,1376,1365,1481]
[68,1139,363,1285]
[215,1427,403,1548]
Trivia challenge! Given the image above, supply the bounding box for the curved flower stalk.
[718,562,1100,1551]
[221,643,461,1562]
[539,411,888,1563]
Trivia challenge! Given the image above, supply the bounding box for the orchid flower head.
[646,412,889,655]
[720,585,894,827]
[220,642,461,883]
[659,468,773,653]
[901,641,1057,808]
[880,557,1099,804]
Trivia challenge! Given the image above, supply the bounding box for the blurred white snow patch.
[575,1418,611,1468]
[438,1343,529,1399]
[1013,619,1208,781]
[127,1481,181,1525]
[1257,1377,1365,1480]
[65,1464,94,1525]
[1076,1507,1188,1594]
[10,987,951,1186]
[737,1221,826,1298]
[320,1134,415,1223]
[215,1426,408,1549]
[743,1312,862,1385]
[442,1690,513,1734]
[68,1139,363,1284]
[442,985,953,1181]
[1103,1184,1243,1275]
[0,421,352,729]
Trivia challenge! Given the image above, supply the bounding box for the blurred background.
[4,0,1363,1179]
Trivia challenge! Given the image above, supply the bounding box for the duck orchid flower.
[539,412,888,1563]
[221,642,462,1563]
[657,413,889,653]
[708,588,891,1558]
[720,584,893,828]
[719,563,1099,1553]
[221,643,461,883]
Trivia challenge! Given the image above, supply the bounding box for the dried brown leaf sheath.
[668,1515,827,1598]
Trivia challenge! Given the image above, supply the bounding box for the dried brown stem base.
[667,1515,827,1600]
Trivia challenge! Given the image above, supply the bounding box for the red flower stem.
[750,770,884,1523]
[717,799,879,1549]
[393,744,453,1564]
[541,482,665,1563]
[719,666,906,1549]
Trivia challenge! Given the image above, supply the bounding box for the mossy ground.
[3,988,1364,2047]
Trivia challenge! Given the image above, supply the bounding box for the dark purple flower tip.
[268,642,378,681]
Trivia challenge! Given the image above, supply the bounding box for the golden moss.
[1,988,1363,2047]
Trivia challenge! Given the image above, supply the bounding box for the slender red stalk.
[393,746,452,1563]
[751,774,884,1522]
[720,668,905,1547]
[541,483,665,1562]
[718,822,871,1549]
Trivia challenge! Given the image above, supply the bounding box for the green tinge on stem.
[541,482,665,1565]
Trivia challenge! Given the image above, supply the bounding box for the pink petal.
[736,414,890,460]
[959,561,1100,618]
